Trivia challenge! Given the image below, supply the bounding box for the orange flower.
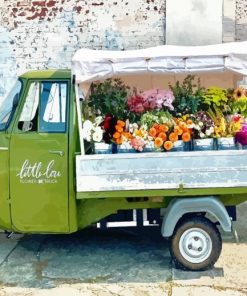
[164,141,173,151]
[187,119,193,125]
[117,120,125,127]
[179,121,187,130]
[183,127,190,133]
[123,132,132,139]
[115,125,123,133]
[159,124,169,133]
[113,132,121,139]
[169,132,178,142]
[182,132,191,142]
[152,123,159,130]
[174,126,183,136]
[154,137,163,148]
[115,138,122,145]
[149,127,157,137]
[158,132,167,142]
[135,129,143,137]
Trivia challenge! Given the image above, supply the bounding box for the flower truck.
[1,42,247,271]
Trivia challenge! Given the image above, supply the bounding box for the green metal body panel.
[76,188,247,204]
[0,69,246,233]
[0,132,11,230]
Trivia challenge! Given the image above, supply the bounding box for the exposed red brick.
[47,1,57,7]
[32,1,46,6]
[75,6,83,13]
[92,2,104,6]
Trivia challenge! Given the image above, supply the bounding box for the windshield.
[0,80,22,131]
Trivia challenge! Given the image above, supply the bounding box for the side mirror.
[22,121,33,132]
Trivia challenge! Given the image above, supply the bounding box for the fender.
[161,196,232,237]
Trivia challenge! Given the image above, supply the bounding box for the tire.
[169,216,222,271]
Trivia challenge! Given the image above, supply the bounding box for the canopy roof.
[72,41,247,84]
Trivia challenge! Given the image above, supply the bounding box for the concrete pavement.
[0,203,246,296]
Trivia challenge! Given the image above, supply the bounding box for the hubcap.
[179,228,212,264]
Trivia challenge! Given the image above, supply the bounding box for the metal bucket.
[193,138,217,151]
[94,143,112,154]
[217,137,237,150]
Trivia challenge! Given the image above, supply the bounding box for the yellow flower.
[233,87,245,100]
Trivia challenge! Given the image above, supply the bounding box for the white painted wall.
[166,0,223,45]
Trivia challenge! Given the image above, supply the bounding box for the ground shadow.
[0,202,245,289]
[0,227,172,288]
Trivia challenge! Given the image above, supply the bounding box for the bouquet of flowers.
[127,89,175,114]
[83,76,247,154]
[191,111,215,139]
[82,116,104,143]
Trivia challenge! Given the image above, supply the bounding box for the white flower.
[94,116,103,126]
[82,129,92,142]
[142,124,148,131]
[199,132,205,138]
[145,141,154,149]
[92,131,103,142]
[194,124,200,131]
[205,129,212,136]
[83,120,94,132]
[94,126,103,134]
[129,124,134,133]
[132,123,138,130]
[199,122,204,127]
[209,126,214,133]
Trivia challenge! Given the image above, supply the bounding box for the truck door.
[0,81,22,229]
[10,80,69,233]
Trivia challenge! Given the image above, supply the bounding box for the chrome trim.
[49,150,64,157]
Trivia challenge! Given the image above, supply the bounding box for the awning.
[72,41,247,84]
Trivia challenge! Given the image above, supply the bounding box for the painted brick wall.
[0,0,165,101]
[0,0,246,103]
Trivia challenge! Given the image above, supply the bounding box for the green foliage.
[140,110,173,129]
[88,79,130,119]
[202,87,230,114]
[231,96,247,117]
[169,75,205,116]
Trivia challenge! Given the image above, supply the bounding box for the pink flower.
[127,89,175,114]
[235,123,247,145]
[232,114,242,123]
[135,103,145,113]
[130,137,145,151]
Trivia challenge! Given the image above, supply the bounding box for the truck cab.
[0,70,78,233]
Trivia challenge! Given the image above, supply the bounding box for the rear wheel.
[169,216,222,271]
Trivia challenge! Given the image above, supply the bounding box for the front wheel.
[169,216,222,271]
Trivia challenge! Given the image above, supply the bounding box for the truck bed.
[76,150,247,193]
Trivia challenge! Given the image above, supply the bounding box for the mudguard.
[161,196,232,237]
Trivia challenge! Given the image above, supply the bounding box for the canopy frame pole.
[75,83,85,155]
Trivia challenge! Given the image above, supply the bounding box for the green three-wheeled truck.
[1,42,247,270]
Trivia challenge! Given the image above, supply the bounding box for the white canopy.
[72,41,247,84]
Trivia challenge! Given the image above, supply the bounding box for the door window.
[0,80,22,131]
[40,82,67,133]
[18,82,39,132]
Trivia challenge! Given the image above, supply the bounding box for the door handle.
[49,150,64,157]
[0,147,8,151]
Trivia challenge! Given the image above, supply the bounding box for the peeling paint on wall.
[236,0,247,41]
[0,0,166,102]
[0,26,17,100]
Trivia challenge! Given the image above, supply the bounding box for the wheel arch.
[161,196,232,238]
